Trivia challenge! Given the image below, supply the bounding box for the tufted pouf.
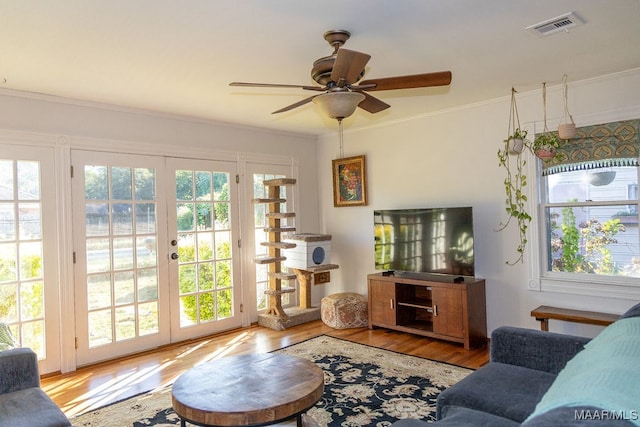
[320,292,368,329]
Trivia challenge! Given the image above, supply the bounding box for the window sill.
[533,274,640,300]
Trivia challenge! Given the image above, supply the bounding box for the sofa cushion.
[526,317,640,426]
[436,405,520,426]
[436,362,556,423]
[0,387,70,427]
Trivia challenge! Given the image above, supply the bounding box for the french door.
[73,151,241,365]
[0,145,60,373]
[165,158,241,342]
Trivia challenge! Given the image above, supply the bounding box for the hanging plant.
[533,82,561,160]
[502,87,529,154]
[497,88,531,265]
[558,74,577,140]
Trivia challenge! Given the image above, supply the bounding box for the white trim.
[0,129,296,166]
[540,276,640,300]
[54,139,77,373]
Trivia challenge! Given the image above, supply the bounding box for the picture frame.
[332,155,367,207]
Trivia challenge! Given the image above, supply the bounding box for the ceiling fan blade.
[230,82,325,91]
[272,95,318,114]
[358,92,391,114]
[330,49,371,87]
[359,71,452,91]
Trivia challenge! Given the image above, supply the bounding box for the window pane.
[0,161,13,200]
[115,306,135,341]
[86,203,109,237]
[136,203,156,234]
[547,167,638,203]
[137,268,158,301]
[113,203,133,235]
[85,166,108,200]
[546,205,639,276]
[88,309,112,347]
[138,301,158,336]
[0,283,18,321]
[19,203,41,239]
[175,170,193,201]
[114,271,135,305]
[196,172,211,201]
[17,161,39,200]
[111,167,132,200]
[0,204,15,241]
[87,274,111,310]
[135,168,155,201]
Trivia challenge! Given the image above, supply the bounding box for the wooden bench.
[530,305,620,331]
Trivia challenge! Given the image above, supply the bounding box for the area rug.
[71,335,472,426]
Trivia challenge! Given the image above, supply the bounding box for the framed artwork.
[332,155,367,207]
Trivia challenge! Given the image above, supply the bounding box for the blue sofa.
[395,302,640,426]
[0,347,70,427]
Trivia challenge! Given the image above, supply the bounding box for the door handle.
[433,304,438,316]
[170,253,179,260]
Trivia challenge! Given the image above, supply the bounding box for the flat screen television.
[374,207,475,277]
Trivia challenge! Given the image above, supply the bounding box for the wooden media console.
[367,273,487,349]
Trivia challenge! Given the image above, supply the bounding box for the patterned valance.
[541,119,640,176]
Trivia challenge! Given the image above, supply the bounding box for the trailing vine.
[497,88,532,265]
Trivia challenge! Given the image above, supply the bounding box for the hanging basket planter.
[558,122,576,140]
[558,75,577,140]
[508,137,525,154]
[502,88,528,155]
[497,88,531,265]
[533,82,561,161]
[535,146,557,160]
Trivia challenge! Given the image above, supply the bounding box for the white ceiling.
[2,0,640,136]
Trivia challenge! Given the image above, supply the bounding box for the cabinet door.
[432,286,464,338]
[369,280,396,326]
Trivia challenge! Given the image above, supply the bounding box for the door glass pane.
[84,165,160,348]
[0,160,46,357]
[175,169,234,327]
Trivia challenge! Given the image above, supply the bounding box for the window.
[539,119,640,289]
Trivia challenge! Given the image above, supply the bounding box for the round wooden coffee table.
[171,353,324,426]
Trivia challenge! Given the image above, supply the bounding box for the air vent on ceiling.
[526,12,585,37]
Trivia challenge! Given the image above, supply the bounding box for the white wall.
[317,68,640,337]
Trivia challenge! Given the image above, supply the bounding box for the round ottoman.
[320,292,368,329]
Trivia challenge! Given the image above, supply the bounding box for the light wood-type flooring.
[41,320,489,418]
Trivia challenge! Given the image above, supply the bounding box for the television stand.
[367,273,487,349]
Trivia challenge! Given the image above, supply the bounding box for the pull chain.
[542,82,548,132]
[338,118,344,158]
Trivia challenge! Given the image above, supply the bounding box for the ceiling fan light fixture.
[312,91,365,119]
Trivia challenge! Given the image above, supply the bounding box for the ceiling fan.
[229,30,452,120]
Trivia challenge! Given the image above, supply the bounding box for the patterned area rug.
[71,335,472,426]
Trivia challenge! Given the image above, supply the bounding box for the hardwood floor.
[41,320,489,418]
